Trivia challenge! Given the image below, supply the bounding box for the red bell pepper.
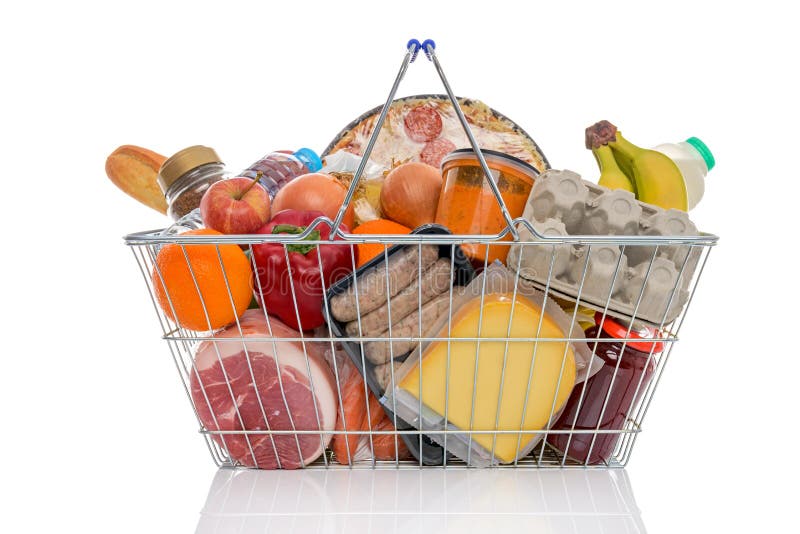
[252,209,356,331]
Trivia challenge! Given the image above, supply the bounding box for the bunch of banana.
[585,120,688,211]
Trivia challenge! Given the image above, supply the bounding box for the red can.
[550,312,664,464]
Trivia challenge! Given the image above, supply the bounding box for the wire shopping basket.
[124,40,718,469]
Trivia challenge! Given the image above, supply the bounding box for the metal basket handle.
[330,39,519,240]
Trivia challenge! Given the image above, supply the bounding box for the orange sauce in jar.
[434,149,538,263]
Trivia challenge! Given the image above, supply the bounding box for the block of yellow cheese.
[399,293,576,463]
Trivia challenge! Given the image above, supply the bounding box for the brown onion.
[272,173,354,229]
[380,162,443,229]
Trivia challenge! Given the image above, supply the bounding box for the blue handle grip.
[421,39,436,60]
[406,39,421,62]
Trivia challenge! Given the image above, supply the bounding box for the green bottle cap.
[685,137,715,171]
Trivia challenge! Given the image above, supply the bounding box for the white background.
[1,1,797,532]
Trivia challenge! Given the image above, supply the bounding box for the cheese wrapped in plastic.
[384,263,596,466]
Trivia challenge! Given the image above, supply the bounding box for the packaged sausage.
[384,263,600,467]
[325,224,476,465]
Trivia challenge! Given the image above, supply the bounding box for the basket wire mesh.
[124,40,717,469]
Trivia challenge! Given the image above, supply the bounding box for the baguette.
[105,145,168,214]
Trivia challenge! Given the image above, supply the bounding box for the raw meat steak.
[190,310,337,469]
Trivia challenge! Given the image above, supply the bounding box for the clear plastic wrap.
[324,344,411,465]
[321,151,387,225]
[383,263,599,467]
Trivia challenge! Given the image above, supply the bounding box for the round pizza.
[323,95,550,172]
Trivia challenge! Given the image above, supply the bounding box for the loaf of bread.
[105,145,168,214]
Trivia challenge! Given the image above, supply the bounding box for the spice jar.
[434,149,537,264]
[158,145,227,221]
[549,312,663,465]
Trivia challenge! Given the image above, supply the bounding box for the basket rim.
[123,216,719,247]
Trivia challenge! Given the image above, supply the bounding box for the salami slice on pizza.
[323,95,550,172]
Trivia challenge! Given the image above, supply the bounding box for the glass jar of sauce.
[549,312,663,465]
[434,149,537,264]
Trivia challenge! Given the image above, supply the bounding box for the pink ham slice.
[190,310,337,469]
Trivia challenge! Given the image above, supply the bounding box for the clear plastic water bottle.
[156,207,205,253]
[239,148,322,198]
[652,137,715,210]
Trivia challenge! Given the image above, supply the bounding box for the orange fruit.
[152,229,252,331]
[352,219,411,268]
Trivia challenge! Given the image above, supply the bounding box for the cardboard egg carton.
[507,169,703,326]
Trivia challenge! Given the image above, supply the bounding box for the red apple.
[200,177,271,234]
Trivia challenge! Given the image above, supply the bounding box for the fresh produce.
[332,356,410,465]
[271,172,355,229]
[332,355,367,464]
[344,258,453,338]
[112,60,716,471]
[152,228,252,331]
[105,145,168,214]
[351,219,412,268]
[363,393,412,461]
[190,310,337,469]
[586,120,688,211]
[252,210,356,331]
[329,244,439,322]
[380,162,443,229]
[590,144,635,194]
[200,176,271,234]
[398,292,577,464]
[652,137,715,210]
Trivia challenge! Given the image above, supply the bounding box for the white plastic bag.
[322,152,388,224]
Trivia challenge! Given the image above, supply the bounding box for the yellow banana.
[609,143,634,180]
[586,120,688,211]
[592,144,636,194]
[608,131,687,211]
